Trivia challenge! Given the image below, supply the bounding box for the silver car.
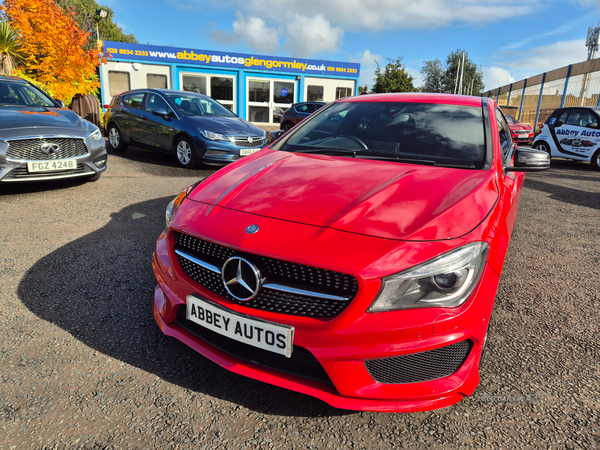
[0,76,107,183]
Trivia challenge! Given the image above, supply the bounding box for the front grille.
[175,232,358,318]
[4,162,93,180]
[6,138,88,161]
[231,136,266,148]
[365,340,473,384]
[174,306,332,385]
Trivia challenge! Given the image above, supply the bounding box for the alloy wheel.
[177,140,192,165]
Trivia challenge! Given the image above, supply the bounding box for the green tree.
[372,57,417,93]
[420,49,484,95]
[0,20,24,75]
[57,0,137,46]
[420,59,445,93]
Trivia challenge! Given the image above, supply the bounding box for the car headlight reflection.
[198,128,229,141]
[88,128,103,141]
[165,182,203,230]
[368,242,489,312]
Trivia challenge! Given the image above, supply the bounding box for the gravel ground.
[1,146,599,449]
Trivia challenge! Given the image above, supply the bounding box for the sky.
[102,0,600,91]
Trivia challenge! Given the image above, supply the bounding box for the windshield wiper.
[294,148,357,156]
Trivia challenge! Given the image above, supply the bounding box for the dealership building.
[99,41,361,126]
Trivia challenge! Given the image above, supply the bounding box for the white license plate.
[240,148,261,156]
[27,159,76,173]
[186,295,294,357]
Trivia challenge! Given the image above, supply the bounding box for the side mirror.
[152,108,170,118]
[55,99,66,108]
[268,130,285,144]
[586,122,598,128]
[506,147,550,172]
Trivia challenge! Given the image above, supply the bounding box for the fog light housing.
[94,158,107,168]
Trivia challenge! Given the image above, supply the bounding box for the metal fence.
[484,58,600,131]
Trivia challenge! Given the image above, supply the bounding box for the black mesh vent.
[4,162,93,179]
[6,138,89,160]
[175,232,358,318]
[365,340,473,384]
[174,306,332,385]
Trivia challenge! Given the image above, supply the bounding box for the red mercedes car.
[152,93,549,412]
[505,114,534,144]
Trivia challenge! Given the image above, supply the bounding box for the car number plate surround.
[27,159,77,173]
[186,295,294,358]
[240,148,261,156]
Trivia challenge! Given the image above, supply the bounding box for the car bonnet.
[185,149,498,241]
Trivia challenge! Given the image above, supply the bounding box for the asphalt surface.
[1,145,599,449]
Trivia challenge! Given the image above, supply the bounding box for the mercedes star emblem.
[40,143,60,155]
[221,257,262,301]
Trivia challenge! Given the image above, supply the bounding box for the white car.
[533,106,600,169]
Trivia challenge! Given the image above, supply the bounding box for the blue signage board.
[103,41,360,77]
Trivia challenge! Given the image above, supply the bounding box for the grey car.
[104,89,267,169]
[0,76,107,183]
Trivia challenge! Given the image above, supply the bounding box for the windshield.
[166,93,236,118]
[280,101,487,169]
[0,81,56,107]
[505,115,518,124]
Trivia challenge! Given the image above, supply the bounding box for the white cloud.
[351,50,383,88]
[485,39,588,89]
[283,15,344,57]
[210,12,279,54]
[234,0,539,32]
[483,66,515,90]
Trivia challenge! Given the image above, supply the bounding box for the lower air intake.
[365,340,473,384]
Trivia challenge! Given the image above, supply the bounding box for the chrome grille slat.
[174,232,358,318]
[6,138,89,161]
[230,136,267,148]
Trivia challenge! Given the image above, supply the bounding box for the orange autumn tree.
[1,0,102,105]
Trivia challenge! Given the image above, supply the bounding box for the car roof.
[117,88,210,98]
[0,75,30,84]
[554,106,600,113]
[337,92,485,107]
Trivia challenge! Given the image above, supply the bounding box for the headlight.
[198,128,229,141]
[88,128,103,141]
[165,182,202,230]
[368,242,489,312]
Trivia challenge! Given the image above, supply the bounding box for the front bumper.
[152,225,500,412]
[0,135,107,182]
[194,135,267,167]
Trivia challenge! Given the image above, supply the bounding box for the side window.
[296,104,313,113]
[123,92,145,109]
[145,93,170,113]
[557,110,569,124]
[565,108,596,127]
[496,108,514,161]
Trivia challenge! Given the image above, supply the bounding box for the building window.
[307,85,324,101]
[147,74,168,89]
[108,71,130,97]
[210,77,233,101]
[182,75,207,95]
[336,87,352,99]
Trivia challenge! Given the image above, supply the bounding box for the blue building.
[99,41,361,126]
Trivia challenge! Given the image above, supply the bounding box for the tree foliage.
[1,0,102,104]
[372,57,417,93]
[57,0,137,46]
[419,59,445,93]
[0,20,24,75]
[420,49,484,95]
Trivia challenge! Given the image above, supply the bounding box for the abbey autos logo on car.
[103,41,360,76]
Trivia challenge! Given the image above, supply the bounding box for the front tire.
[533,141,551,157]
[592,149,600,170]
[107,124,127,152]
[281,122,294,132]
[175,137,198,169]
